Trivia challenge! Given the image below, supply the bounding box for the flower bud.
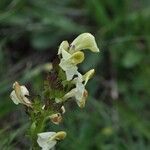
[50,113,62,125]
[83,69,95,85]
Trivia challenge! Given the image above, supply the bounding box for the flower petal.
[76,90,88,108]
[70,51,84,65]
[20,86,31,105]
[10,82,31,107]
[51,131,67,141]
[10,90,20,105]
[13,82,24,103]
[63,88,76,100]
[75,80,84,100]
[38,132,56,139]
[37,132,57,150]
[70,33,99,53]
[65,66,78,80]
[20,85,29,96]
[58,41,69,55]
[61,49,71,60]
[83,69,95,85]
[59,58,78,80]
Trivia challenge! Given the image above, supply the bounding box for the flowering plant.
[10,33,99,150]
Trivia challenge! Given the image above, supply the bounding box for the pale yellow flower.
[58,33,99,81]
[59,49,84,80]
[62,69,94,107]
[62,73,85,107]
[37,131,66,150]
[10,81,31,107]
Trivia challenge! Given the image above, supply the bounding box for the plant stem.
[30,117,46,150]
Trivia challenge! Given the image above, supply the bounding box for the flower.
[63,72,90,108]
[10,81,32,107]
[59,49,84,80]
[68,73,87,108]
[37,131,66,150]
[69,33,99,53]
[58,33,99,81]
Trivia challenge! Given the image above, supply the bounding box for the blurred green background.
[0,0,150,149]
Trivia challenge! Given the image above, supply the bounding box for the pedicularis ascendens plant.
[10,33,99,150]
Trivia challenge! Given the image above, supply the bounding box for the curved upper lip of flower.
[58,33,100,55]
[69,32,100,53]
